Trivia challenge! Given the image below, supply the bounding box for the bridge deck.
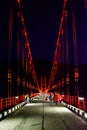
[0,101,87,130]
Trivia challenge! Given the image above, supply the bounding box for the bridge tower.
[41,76,46,92]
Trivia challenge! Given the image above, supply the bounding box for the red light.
[61,17,63,22]
[64,0,67,3]
[21,17,24,24]
[17,75,20,83]
[17,0,20,4]
[59,31,60,35]
[75,72,79,79]
[61,29,64,34]
[65,10,68,17]
[18,12,21,17]
[27,43,29,47]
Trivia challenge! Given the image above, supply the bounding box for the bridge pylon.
[40,76,47,92]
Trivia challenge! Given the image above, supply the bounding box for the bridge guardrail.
[0,94,87,112]
[63,95,87,112]
[0,95,27,112]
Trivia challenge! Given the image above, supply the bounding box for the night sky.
[0,0,87,63]
[19,0,87,64]
[21,0,63,62]
[75,0,87,64]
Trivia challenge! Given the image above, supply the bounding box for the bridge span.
[0,93,87,130]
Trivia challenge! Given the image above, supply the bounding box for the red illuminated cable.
[17,0,39,90]
[65,10,70,97]
[48,0,67,88]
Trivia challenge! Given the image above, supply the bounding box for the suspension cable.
[48,0,67,89]
[71,0,79,102]
[65,10,70,97]
[17,0,39,90]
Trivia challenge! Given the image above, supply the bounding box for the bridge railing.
[63,95,87,112]
[0,95,27,112]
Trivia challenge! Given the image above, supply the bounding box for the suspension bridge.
[0,0,87,129]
